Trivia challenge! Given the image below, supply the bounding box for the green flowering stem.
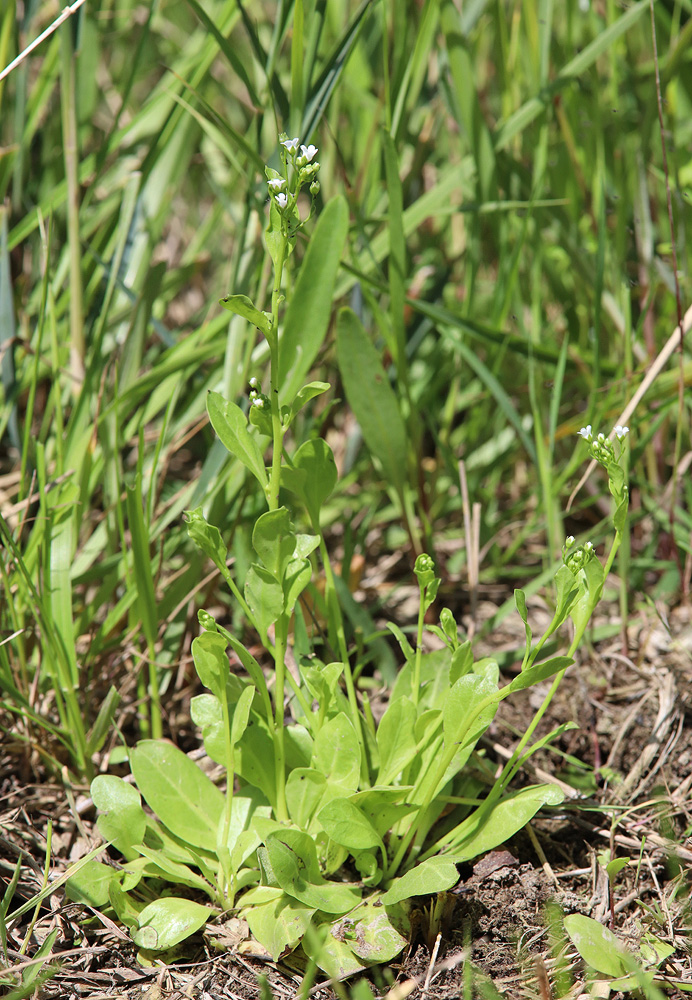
[218,689,235,902]
[316,533,368,782]
[472,454,629,827]
[267,234,287,513]
[272,613,290,822]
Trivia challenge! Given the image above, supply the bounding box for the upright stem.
[272,614,289,821]
[267,233,289,820]
[267,236,287,512]
[317,533,368,783]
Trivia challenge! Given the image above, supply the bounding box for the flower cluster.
[577,424,629,465]
[562,535,596,575]
[247,377,272,436]
[248,376,269,410]
[266,135,322,218]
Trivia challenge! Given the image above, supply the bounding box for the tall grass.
[0,0,689,776]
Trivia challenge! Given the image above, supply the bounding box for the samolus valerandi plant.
[69,138,631,977]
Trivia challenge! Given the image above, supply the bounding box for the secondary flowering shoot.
[577,423,629,535]
[562,535,596,575]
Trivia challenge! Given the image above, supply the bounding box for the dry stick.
[567,302,692,511]
[0,0,87,83]
[422,931,442,997]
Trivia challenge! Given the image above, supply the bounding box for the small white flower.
[249,376,259,389]
[281,137,300,153]
[597,432,605,443]
[267,178,286,191]
[578,425,592,440]
[565,535,575,546]
[300,143,318,162]
[614,424,629,440]
[585,541,594,552]
[252,397,265,409]
[275,192,288,209]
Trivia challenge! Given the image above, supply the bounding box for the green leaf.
[129,740,224,852]
[252,508,295,580]
[449,641,473,683]
[604,857,630,880]
[279,196,349,404]
[570,557,606,637]
[290,438,339,525]
[86,686,121,757]
[244,893,315,961]
[231,685,255,747]
[300,660,343,708]
[219,293,271,336]
[380,857,460,905]
[376,697,418,785]
[245,564,284,636]
[442,674,498,756]
[293,533,320,560]
[350,788,414,841]
[65,858,121,907]
[283,558,313,615]
[191,630,228,700]
[338,901,408,963]
[450,785,565,860]
[234,721,277,807]
[386,622,415,661]
[391,648,451,707]
[317,798,384,852]
[191,693,222,728]
[563,914,630,978]
[285,768,327,829]
[309,929,367,978]
[133,897,212,951]
[336,307,408,496]
[508,655,573,694]
[135,844,214,895]
[266,829,361,913]
[287,381,331,428]
[92,775,147,860]
[217,787,269,856]
[207,392,268,490]
[311,712,361,793]
[185,507,230,576]
[553,564,580,630]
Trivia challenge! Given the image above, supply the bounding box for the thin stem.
[317,532,368,783]
[267,236,287,512]
[410,586,426,710]
[272,614,289,822]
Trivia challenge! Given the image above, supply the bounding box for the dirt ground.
[2,598,691,999]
